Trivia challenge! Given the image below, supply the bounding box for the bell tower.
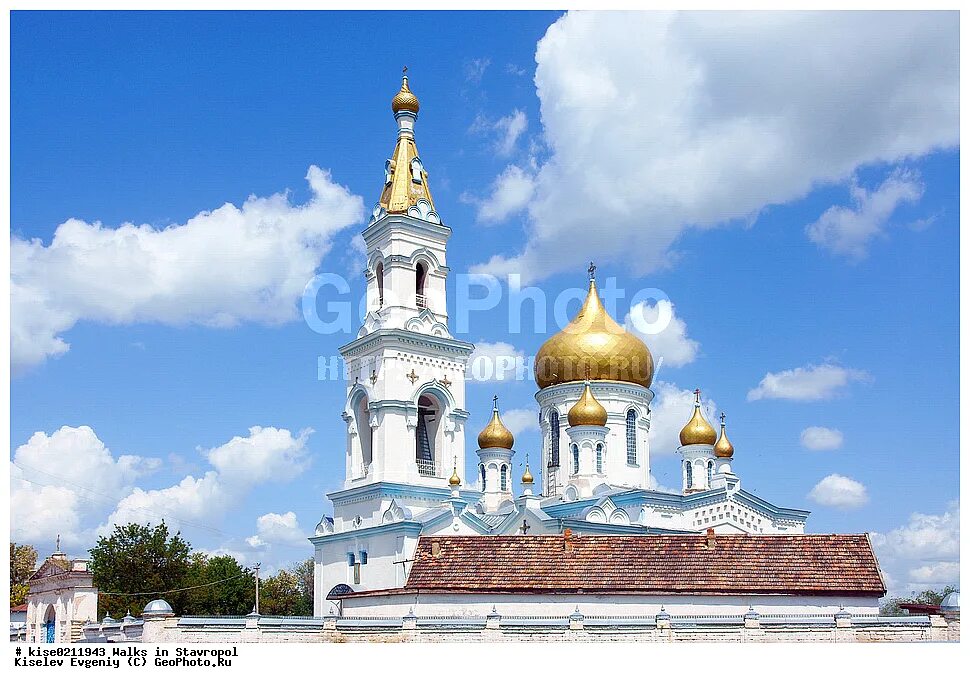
[338,70,474,493]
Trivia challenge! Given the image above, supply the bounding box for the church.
[308,73,884,619]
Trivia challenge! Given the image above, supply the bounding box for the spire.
[373,70,438,223]
[679,389,717,446]
[477,396,514,449]
[714,411,735,458]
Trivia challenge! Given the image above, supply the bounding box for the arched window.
[685,462,693,489]
[550,411,561,467]
[626,409,637,465]
[596,443,604,473]
[707,461,713,487]
[500,464,508,491]
[354,395,372,475]
[415,262,427,308]
[572,444,580,474]
[375,262,384,307]
[415,394,439,476]
[479,464,486,492]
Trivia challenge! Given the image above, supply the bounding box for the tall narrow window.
[415,262,427,309]
[375,262,384,307]
[686,462,693,489]
[500,465,508,491]
[415,394,437,476]
[596,443,604,473]
[550,411,561,467]
[479,464,486,492]
[626,409,637,465]
[572,444,580,474]
[707,461,714,487]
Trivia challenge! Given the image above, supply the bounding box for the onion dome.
[448,467,461,486]
[567,381,608,427]
[714,412,735,458]
[534,265,654,389]
[679,389,717,446]
[391,71,420,114]
[521,462,534,485]
[478,396,514,449]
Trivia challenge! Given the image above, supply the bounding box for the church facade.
[309,73,817,615]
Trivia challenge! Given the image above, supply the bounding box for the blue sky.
[10,11,959,593]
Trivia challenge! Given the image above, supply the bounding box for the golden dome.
[391,72,420,114]
[521,461,534,485]
[679,389,717,446]
[567,381,608,427]
[477,398,514,450]
[534,268,654,389]
[448,467,462,486]
[714,412,735,458]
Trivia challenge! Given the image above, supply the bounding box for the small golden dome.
[714,412,734,458]
[679,389,717,446]
[567,381,608,427]
[521,462,534,485]
[478,398,514,450]
[448,467,462,486]
[534,267,654,389]
[391,72,420,114]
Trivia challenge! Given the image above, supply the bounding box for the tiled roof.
[11,604,28,613]
[404,533,886,596]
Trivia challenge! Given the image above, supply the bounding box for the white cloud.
[648,381,717,458]
[246,512,308,549]
[625,301,699,369]
[465,57,491,83]
[799,426,844,451]
[808,473,868,509]
[806,168,924,260]
[747,363,868,401]
[870,500,959,592]
[466,340,531,382]
[11,166,364,372]
[471,12,957,282]
[475,165,536,224]
[494,109,528,157]
[205,426,312,488]
[9,426,161,547]
[500,408,539,436]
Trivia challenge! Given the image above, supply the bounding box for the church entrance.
[44,605,56,643]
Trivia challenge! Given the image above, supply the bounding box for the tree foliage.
[879,585,957,616]
[259,559,313,616]
[183,553,255,616]
[10,542,38,608]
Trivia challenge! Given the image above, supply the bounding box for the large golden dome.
[679,390,717,446]
[477,399,514,450]
[534,274,654,389]
[391,73,420,114]
[567,381,608,427]
[714,412,735,458]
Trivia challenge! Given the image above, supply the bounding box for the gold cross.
[407,369,420,384]
[441,375,452,388]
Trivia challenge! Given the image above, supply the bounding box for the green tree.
[260,569,311,616]
[10,542,38,608]
[879,585,957,616]
[183,553,255,616]
[291,557,314,615]
[89,522,192,618]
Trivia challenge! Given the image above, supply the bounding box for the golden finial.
[714,411,735,458]
[568,380,608,427]
[391,67,420,113]
[477,396,514,449]
[521,453,534,485]
[679,389,717,446]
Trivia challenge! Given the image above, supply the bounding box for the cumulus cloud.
[11,166,364,372]
[246,511,308,549]
[500,408,539,436]
[806,168,924,260]
[799,426,844,451]
[10,426,161,547]
[474,165,536,224]
[626,300,700,369]
[466,340,531,383]
[747,363,868,401]
[808,473,869,509]
[471,11,957,282]
[870,500,959,592]
[648,381,717,458]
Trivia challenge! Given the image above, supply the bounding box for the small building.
[25,551,98,643]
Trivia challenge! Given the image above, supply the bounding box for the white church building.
[309,73,880,618]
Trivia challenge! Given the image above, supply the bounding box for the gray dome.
[940,591,960,612]
[142,599,174,617]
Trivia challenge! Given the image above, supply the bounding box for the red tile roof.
[11,604,28,613]
[403,533,886,597]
